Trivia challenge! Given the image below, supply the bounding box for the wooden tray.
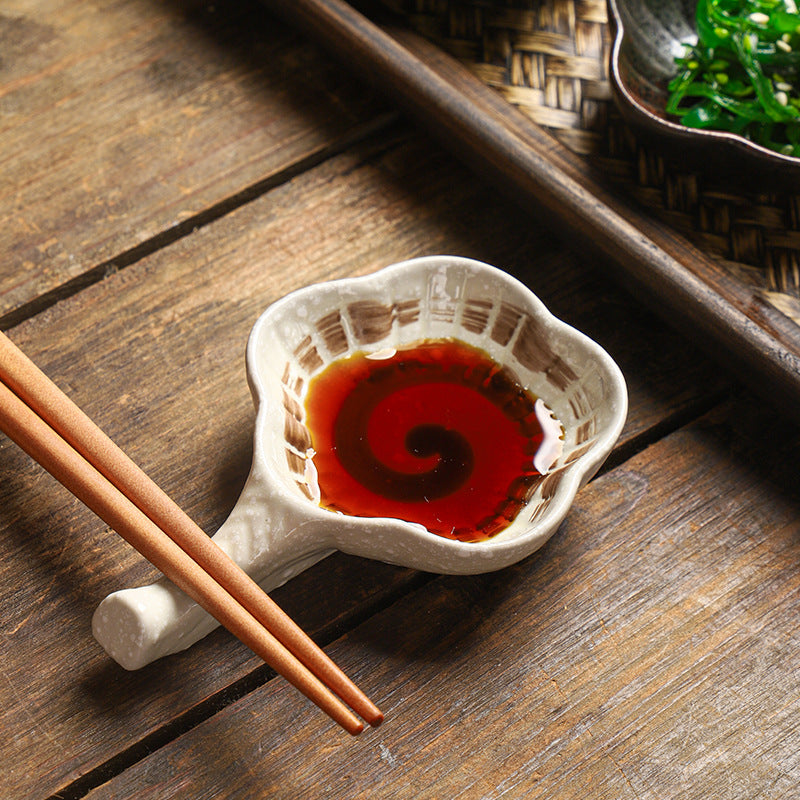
[263,0,800,424]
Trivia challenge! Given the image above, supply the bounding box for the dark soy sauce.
[304,339,562,541]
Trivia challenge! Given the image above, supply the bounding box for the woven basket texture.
[380,0,800,323]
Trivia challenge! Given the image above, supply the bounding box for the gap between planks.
[46,569,434,800]
[41,388,738,800]
[0,111,400,333]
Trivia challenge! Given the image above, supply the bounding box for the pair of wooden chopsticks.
[0,330,382,735]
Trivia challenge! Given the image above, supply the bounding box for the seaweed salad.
[667,0,800,155]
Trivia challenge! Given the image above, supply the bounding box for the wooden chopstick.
[0,331,383,734]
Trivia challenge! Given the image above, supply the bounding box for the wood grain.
[261,0,800,423]
[0,129,730,798]
[3,2,795,800]
[0,0,390,322]
[82,393,800,800]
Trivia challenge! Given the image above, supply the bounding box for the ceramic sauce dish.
[92,256,627,669]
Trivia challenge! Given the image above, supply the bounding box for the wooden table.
[3,1,799,798]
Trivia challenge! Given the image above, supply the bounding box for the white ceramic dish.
[92,256,627,669]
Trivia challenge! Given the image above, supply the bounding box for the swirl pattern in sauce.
[304,339,562,541]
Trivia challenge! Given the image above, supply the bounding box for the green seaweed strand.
[667,0,800,155]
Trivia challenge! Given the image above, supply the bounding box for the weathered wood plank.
[0,131,730,798]
[0,0,390,320]
[83,393,800,800]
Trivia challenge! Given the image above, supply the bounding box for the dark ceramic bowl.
[607,0,800,178]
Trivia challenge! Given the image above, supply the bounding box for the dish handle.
[91,468,334,670]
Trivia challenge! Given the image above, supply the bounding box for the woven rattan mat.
[379,0,800,324]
